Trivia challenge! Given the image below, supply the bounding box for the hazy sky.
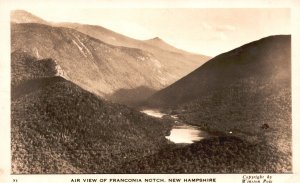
[21,8,290,56]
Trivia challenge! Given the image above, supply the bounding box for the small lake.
[141,109,212,144]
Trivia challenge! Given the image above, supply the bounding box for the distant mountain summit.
[11,23,175,103]
[10,10,210,106]
[145,37,195,55]
[11,10,48,24]
[149,37,162,41]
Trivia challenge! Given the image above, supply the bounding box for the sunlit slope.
[11,10,211,105]
[11,23,177,103]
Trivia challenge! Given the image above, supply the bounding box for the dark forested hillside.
[116,136,291,173]
[11,52,172,173]
[148,35,290,107]
[146,35,291,172]
[11,51,57,87]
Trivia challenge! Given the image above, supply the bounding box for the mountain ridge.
[11,10,209,57]
[56,22,210,61]
[11,52,173,173]
[144,36,198,55]
[11,10,210,105]
[147,35,291,107]
[146,35,291,170]
[11,22,194,104]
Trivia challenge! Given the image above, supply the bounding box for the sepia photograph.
[10,7,292,174]
[1,0,300,182]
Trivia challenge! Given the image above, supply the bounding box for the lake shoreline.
[141,109,222,144]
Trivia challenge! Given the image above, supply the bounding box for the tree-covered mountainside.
[11,51,57,87]
[116,136,291,173]
[11,52,172,173]
[148,35,290,107]
[146,35,291,172]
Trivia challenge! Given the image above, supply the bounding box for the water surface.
[141,109,166,118]
[141,109,212,144]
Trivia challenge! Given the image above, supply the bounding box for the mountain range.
[11,10,210,106]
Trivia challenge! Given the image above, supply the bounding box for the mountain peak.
[153,37,162,40]
[11,10,48,24]
[148,34,291,107]
[148,37,164,42]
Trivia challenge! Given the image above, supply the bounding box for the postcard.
[1,0,299,182]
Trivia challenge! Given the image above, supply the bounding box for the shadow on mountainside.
[107,86,157,107]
